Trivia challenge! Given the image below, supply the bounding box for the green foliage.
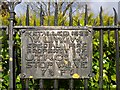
[0,12,9,25]
[89,30,116,89]
[1,31,9,89]
[1,10,119,89]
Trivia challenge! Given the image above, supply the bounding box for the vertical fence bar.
[13,30,17,90]
[33,19,37,90]
[39,4,44,90]
[99,6,103,90]
[19,19,26,90]
[54,2,58,90]
[54,2,58,26]
[84,4,88,90]
[84,4,88,25]
[69,79,74,90]
[106,19,110,89]
[62,19,65,26]
[84,4,88,26]
[107,19,110,89]
[34,19,36,26]
[69,6,73,26]
[113,8,120,90]
[107,18,110,89]
[0,28,3,89]
[54,79,58,90]
[39,79,44,90]
[25,4,30,90]
[19,19,22,26]
[40,5,44,26]
[8,2,15,89]
[48,2,50,26]
[84,79,88,90]
[26,5,29,26]
[15,28,21,89]
[78,19,80,26]
[69,6,74,90]
[107,19,110,47]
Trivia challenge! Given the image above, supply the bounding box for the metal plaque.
[21,26,92,79]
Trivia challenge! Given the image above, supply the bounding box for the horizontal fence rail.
[12,26,120,30]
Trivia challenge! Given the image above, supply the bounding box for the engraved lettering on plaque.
[21,28,92,79]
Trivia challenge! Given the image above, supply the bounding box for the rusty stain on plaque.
[21,27,92,79]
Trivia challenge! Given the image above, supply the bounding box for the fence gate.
[1,1,120,90]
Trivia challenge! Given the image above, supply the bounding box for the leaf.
[15,33,20,40]
[72,73,80,79]
[111,75,116,81]
[29,76,33,78]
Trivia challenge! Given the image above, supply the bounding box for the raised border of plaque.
[21,26,92,79]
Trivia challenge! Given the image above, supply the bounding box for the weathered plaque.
[21,26,92,79]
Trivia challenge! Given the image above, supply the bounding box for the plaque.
[21,26,92,79]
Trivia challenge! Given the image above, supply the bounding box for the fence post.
[84,4,88,26]
[39,4,44,90]
[9,3,14,89]
[54,2,58,26]
[54,2,58,90]
[40,4,44,26]
[84,4,88,90]
[113,8,120,90]
[69,6,73,26]
[25,4,30,90]
[69,5,74,90]
[8,1,21,89]
[107,19,110,47]
[99,6,103,90]
[26,5,29,26]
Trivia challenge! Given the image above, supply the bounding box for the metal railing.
[0,1,120,90]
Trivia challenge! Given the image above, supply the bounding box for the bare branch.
[58,2,64,12]
[62,2,74,16]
